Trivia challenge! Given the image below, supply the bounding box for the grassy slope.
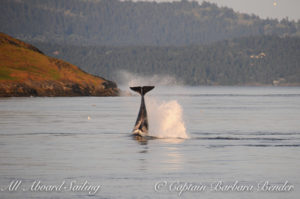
[0,33,105,85]
[0,33,118,96]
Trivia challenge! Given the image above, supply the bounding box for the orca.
[130,86,154,137]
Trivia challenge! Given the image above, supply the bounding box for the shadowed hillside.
[1,0,299,46]
[34,35,300,86]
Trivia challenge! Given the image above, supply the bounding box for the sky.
[130,0,300,21]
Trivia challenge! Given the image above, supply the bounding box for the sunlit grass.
[0,36,105,87]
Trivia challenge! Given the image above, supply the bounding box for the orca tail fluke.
[130,86,154,96]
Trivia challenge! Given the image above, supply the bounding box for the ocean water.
[0,86,299,199]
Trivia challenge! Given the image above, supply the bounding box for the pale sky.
[129,0,300,21]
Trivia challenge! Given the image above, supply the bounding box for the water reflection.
[133,135,186,145]
[157,138,185,144]
[132,135,148,145]
[132,135,185,172]
[162,146,184,171]
[138,145,149,171]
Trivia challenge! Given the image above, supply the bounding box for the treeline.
[1,0,300,46]
[34,35,300,86]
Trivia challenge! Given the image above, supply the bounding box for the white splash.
[147,98,188,139]
[114,70,182,88]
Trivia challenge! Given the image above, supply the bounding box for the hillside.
[0,33,119,97]
[34,35,300,86]
[1,0,300,46]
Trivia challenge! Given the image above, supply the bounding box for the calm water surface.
[0,86,300,199]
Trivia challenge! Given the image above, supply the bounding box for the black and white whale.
[130,86,154,137]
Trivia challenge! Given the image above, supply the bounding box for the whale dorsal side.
[130,86,154,136]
